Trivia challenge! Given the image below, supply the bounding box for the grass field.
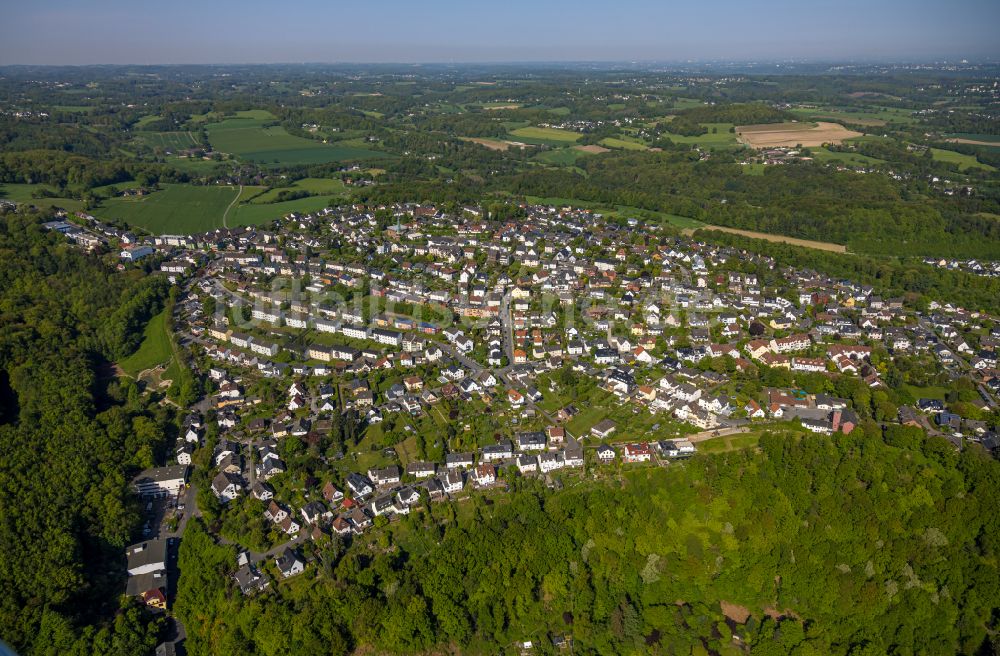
[945,133,1000,147]
[930,147,996,172]
[599,136,649,151]
[0,183,86,212]
[91,183,242,234]
[810,148,885,167]
[132,131,199,151]
[508,126,581,145]
[247,178,347,203]
[533,148,586,166]
[207,115,387,166]
[659,122,740,149]
[788,106,916,126]
[119,308,172,377]
[227,194,342,226]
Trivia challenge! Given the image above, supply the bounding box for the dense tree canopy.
[0,209,172,654]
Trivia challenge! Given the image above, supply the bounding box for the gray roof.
[126,539,168,573]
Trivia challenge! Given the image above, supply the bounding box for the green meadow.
[118,308,173,377]
[930,147,996,172]
[207,115,387,166]
[91,183,242,234]
[508,126,581,145]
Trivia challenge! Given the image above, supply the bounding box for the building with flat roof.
[132,465,188,498]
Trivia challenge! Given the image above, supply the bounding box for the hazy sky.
[2,0,998,65]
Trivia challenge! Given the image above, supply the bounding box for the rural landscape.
[2,1,1000,656]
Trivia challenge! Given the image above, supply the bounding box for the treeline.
[499,151,1000,259]
[666,103,791,136]
[696,228,1000,314]
[0,149,196,192]
[175,428,1000,654]
[0,209,175,654]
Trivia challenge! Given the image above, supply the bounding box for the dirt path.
[222,184,242,228]
[946,138,1000,147]
[684,225,847,253]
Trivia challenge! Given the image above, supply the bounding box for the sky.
[1,0,998,65]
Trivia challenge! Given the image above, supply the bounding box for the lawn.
[119,308,172,377]
[91,183,242,234]
[508,126,581,145]
[930,148,996,172]
[207,115,388,166]
[698,432,763,454]
[903,384,949,401]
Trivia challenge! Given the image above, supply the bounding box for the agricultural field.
[736,121,863,148]
[245,177,347,203]
[658,122,740,149]
[227,194,342,226]
[206,114,387,166]
[930,147,996,172]
[944,133,1000,148]
[532,148,587,166]
[598,136,649,151]
[131,131,200,151]
[0,183,86,212]
[809,147,886,167]
[90,183,244,234]
[508,126,581,145]
[788,105,916,126]
[459,137,514,151]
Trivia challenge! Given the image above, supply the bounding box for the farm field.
[659,122,740,149]
[246,177,347,203]
[0,183,86,212]
[599,136,649,151]
[508,126,581,145]
[131,131,199,151]
[533,148,587,166]
[737,121,863,148]
[227,194,342,226]
[459,137,514,151]
[810,147,885,167]
[91,183,243,234]
[788,106,916,126]
[930,147,996,172]
[944,133,1000,148]
[206,115,387,166]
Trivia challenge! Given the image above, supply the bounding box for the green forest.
[175,429,1000,655]
[0,209,177,655]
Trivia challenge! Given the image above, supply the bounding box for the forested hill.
[176,428,1000,655]
[0,209,175,654]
